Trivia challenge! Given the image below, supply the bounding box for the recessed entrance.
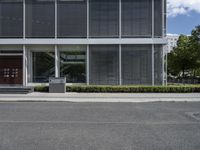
[0,56,23,85]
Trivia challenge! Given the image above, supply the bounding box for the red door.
[0,56,23,85]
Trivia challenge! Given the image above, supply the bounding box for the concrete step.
[0,87,34,94]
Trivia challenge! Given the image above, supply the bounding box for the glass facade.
[0,0,23,37]
[59,45,86,83]
[25,0,55,38]
[32,52,55,83]
[154,45,163,85]
[154,0,162,37]
[122,0,152,37]
[0,0,165,39]
[122,45,152,85]
[26,44,163,85]
[89,0,119,37]
[30,45,55,83]
[89,45,119,85]
[57,0,87,38]
[0,0,165,85]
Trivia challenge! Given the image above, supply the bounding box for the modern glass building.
[0,0,167,86]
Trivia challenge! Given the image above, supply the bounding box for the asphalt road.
[0,102,200,150]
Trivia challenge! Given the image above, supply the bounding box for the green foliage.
[66,85,200,93]
[189,25,200,70]
[34,86,49,92]
[168,25,200,78]
[34,85,200,93]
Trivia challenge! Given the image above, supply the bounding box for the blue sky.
[167,0,200,35]
[168,11,200,35]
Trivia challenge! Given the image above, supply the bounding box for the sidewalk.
[0,92,200,102]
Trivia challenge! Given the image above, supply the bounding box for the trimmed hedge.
[34,85,200,93]
[34,86,49,93]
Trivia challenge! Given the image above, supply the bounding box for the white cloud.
[168,0,200,17]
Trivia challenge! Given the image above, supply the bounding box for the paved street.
[0,102,200,150]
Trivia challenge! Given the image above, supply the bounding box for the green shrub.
[34,86,49,92]
[65,85,200,93]
[35,85,200,93]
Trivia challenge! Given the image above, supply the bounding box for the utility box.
[49,77,66,93]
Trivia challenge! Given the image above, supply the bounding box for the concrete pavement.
[0,102,200,150]
[0,92,200,102]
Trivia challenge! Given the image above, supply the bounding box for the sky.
[167,0,200,35]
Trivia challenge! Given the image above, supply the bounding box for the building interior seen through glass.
[59,45,86,83]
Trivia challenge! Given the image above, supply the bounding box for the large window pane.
[89,45,119,85]
[122,0,152,38]
[30,46,55,83]
[59,45,86,83]
[122,45,152,85]
[154,0,162,37]
[57,0,87,38]
[0,0,23,37]
[154,45,163,85]
[26,0,55,38]
[89,0,119,38]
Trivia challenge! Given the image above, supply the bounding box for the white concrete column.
[86,45,90,85]
[152,0,155,86]
[87,0,89,85]
[23,0,26,86]
[164,46,167,85]
[152,44,155,86]
[119,45,122,85]
[23,45,27,86]
[27,49,32,84]
[162,46,165,85]
[119,0,122,85]
[55,45,60,78]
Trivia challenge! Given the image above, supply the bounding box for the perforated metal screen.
[89,0,119,38]
[89,45,119,85]
[0,0,23,37]
[25,0,55,38]
[57,0,87,38]
[122,45,152,85]
[122,0,152,37]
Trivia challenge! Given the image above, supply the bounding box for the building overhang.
[0,38,167,45]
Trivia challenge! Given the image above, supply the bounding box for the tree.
[188,25,200,77]
[167,25,200,79]
[168,35,194,77]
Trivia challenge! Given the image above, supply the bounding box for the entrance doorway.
[0,56,23,85]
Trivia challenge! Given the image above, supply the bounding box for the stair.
[0,86,34,94]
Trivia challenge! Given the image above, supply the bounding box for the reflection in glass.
[25,0,55,38]
[32,52,55,83]
[89,0,119,37]
[60,51,86,83]
[122,45,152,85]
[0,0,23,37]
[89,45,119,85]
[154,45,163,85]
[57,0,87,38]
[122,0,152,37]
